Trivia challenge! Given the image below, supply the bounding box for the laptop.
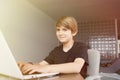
[0,30,59,80]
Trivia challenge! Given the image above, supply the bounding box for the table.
[85,73,120,80]
[0,73,84,80]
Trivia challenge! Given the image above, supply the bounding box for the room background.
[0,0,58,62]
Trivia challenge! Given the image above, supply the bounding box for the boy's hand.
[17,62,32,74]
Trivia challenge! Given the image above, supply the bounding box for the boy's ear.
[72,32,77,36]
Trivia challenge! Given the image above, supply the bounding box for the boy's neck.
[62,40,74,52]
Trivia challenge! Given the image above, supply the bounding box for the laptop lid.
[0,30,23,79]
[0,30,59,79]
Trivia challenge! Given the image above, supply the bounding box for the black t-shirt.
[44,42,88,77]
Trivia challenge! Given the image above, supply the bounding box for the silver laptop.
[0,30,59,80]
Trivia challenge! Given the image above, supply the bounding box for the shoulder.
[54,44,62,49]
[51,44,62,52]
[73,42,88,54]
[74,42,87,47]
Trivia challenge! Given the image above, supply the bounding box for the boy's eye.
[62,28,68,31]
[56,28,60,31]
[56,27,69,32]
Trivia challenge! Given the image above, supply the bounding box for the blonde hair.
[56,16,78,34]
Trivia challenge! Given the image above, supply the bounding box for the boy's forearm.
[49,59,85,73]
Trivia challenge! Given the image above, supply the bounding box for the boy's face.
[56,26,76,44]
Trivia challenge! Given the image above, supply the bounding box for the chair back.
[87,49,100,76]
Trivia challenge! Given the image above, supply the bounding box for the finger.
[22,68,32,74]
[18,62,28,70]
[28,69,35,74]
[22,64,33,70]
[18,63,24,71]
[22,65,34,74]
[28,69,41,74]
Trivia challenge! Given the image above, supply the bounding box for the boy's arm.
[48,58,85,73]
[39,60,49,65]
[28,58,85,74]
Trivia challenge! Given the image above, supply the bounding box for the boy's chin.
[59,40,65,43]
[59,41,67,44]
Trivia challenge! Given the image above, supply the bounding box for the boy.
[18,16,88,77]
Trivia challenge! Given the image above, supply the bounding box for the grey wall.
[0,0,58,62]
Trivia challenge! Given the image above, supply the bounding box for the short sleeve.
[80,44,88,63]
[75,42,88,63]
[44,47,57,64]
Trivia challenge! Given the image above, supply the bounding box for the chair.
[85,49,120,80]
[100,58,120,73]
[87,49,100,76]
